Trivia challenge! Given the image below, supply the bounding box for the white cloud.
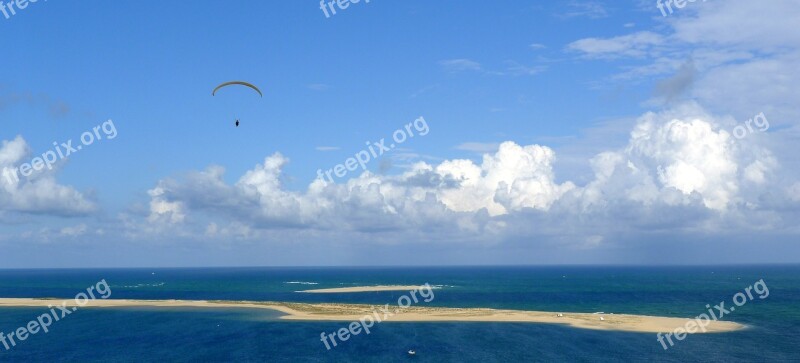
[501,61,547,76]
[127,104,790,245]
[60,224,88,237]
[436,142,575,216]
[789,183,800,203]
[692,52,800,121]
[621,106,739,210]
[439,59,482,73]
[671,0,800,49]
[0,136,95,217]
[315,146,340,151]
[454,142,500,154]
[147,185,186,224]
[567,0,800,125]
[567,31,665,59]
[440,59,546,77]
[559,1,609,19]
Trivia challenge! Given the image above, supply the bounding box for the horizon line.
[1,263,798,270]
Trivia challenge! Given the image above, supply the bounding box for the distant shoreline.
[297,285,434,293]
[0,298,744,334]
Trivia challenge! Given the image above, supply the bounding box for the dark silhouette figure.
[235,120,240,127]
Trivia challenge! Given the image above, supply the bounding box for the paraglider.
[212,81,263,97]
[212,81,262,127]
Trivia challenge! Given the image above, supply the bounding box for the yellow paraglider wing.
[212,81,263,97]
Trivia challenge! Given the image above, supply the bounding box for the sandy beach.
[0,298,744,334]
[298,285,432,293]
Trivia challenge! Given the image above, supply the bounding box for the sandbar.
[0,298,744,334]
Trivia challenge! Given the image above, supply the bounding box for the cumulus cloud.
[140,145,557,227]
[627,108,738,210]
[436,143,574,216]
[579,104,787,216]
[129,105,790,246]
[0,136,95,217]
[148,185,186,224]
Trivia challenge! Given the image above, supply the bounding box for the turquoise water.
[0,266,797,362]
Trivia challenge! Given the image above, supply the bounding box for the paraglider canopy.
[212,81,263,97]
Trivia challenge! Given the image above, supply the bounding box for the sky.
[1,0,799,267]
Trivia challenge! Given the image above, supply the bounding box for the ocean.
[0,266,797,362]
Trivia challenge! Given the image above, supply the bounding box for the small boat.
[408,350,416,356]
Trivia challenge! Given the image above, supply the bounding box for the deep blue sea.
[0,266,797,362]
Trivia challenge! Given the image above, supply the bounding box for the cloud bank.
[126,104,795,251]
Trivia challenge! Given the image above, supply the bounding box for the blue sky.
[1,0,799,267]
